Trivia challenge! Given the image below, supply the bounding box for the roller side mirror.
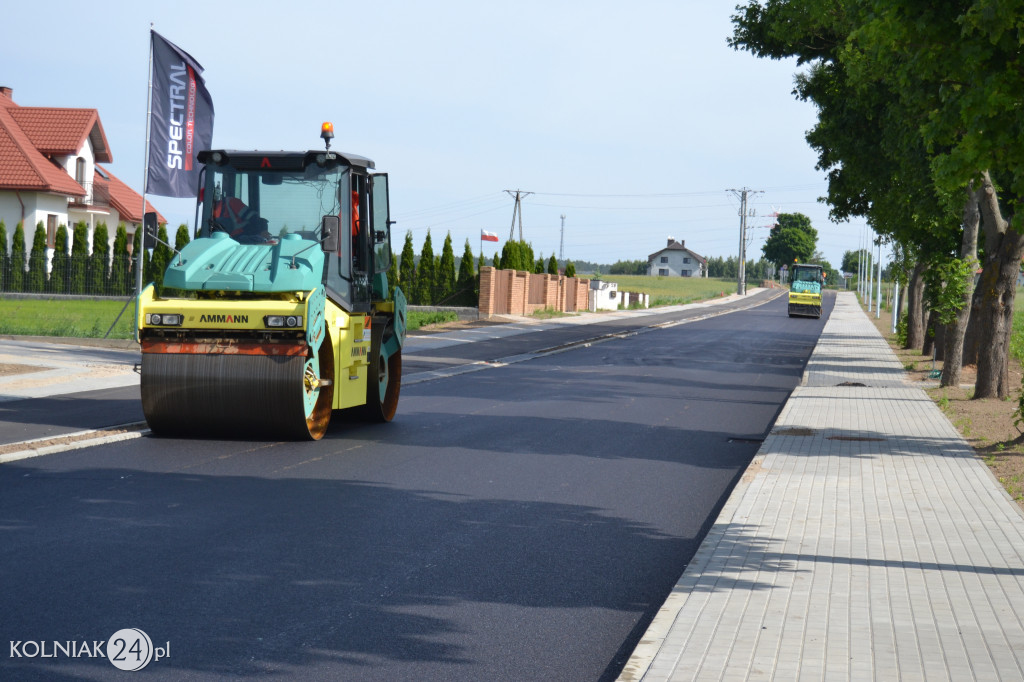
[321,215,339,253]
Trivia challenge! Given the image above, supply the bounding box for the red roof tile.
[96,165,166,224]
[9,107,111,162]
[0,105,86,195]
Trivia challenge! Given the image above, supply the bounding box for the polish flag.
[481,230,500,242]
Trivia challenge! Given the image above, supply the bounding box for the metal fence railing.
[0,255,135,297]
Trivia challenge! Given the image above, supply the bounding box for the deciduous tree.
[761,213,816,266]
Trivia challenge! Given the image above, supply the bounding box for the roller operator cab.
[137,124,406,440]
[788,264,824,318]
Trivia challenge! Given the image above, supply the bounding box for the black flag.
[147,30,214,198]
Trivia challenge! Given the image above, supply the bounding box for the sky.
[2,0,874,271]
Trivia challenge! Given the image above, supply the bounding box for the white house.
[0,86,163,258]
[647,238,707,277]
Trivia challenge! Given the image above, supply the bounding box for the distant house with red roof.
[0,86,164,256]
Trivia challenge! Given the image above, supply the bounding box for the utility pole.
[728,187,761,295]
[504,189,533,241]
[857,229,864,300]
[559,214,566,262]
[867,233,874,312]
[876,240,883,319]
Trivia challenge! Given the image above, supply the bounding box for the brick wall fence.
[478,267,590,317]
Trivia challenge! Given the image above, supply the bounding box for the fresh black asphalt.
[0,291,834,680]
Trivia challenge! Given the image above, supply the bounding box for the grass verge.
[0,297,457,338]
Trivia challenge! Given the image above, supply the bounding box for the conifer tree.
[90,223,110,295]
[70,222,88,294]
[10,222,26,292]
[399,230,416,297]
[155,224,190,296]
[436,232,456,304]
[498,241,516,270]
[111,224,130,296]
[414,230,435,305]
[151,224,172,294]
[174,224,190,252]
[565,262,576,278]
[132,225,152,291]
[51,225,69,294]
[27,222,47,292]
[387,249,398,300]
[547,254,559,275]
[0,220,7,292]
[457,239,476,306]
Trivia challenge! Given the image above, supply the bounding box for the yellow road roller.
[137,125,405,440]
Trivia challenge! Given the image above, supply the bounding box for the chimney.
[680,240,685,248]
[0,87,12,100]
[667,237,674,247]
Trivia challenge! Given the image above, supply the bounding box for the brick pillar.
[479,266,495,315]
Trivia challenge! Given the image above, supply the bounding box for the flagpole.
[135,26,155,340]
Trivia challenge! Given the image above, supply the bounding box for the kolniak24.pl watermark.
[10,628,168,671]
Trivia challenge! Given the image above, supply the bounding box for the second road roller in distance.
[787,263,824,318]
[137,123,406,440]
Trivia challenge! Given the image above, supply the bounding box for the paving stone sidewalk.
[621,291,1024,681]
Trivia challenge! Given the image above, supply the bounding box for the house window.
[659,268,669,276]
[660,256,668,263]
[75,157,86,185]
[683,257,690,264]
[46,215,57,248]
[681,270,691,277]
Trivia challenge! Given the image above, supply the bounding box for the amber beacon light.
[321,122,335,150]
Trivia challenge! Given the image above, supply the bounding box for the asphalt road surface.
[0,291,833,681]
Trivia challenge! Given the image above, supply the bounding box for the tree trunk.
[974,172,1024,399]
[974,240,1024,397]
[905,262,927,349]
[933,322,946,362]
[941,188,982,387]
[962,283,984,367]
[898,282,907,319]
[923,309,937,358]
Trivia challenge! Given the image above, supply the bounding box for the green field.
[597,275,740,307]
[0,297,457,339]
